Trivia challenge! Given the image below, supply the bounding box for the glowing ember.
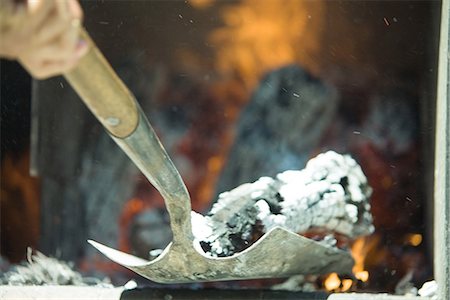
[355,270,369,282]
[324,273,341,291]
[341,279,353,292]
[406,233,422,247]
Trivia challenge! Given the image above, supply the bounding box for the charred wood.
[214,65,338,197]
[195,151,373,257]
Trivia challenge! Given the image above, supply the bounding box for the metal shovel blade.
[85,108,353,283]
[65,28,354,284]
[89,226,353,283]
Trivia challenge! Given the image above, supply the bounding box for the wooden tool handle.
[64,28,139,138]
[65,28,194,241]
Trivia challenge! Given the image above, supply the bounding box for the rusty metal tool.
[64,28,353,283]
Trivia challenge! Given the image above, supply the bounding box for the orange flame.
[188,0,214,9]
[351,236,376,283]
[341,279,353,292]
[323,235,381,292]
[324,273,353,292]
[324,273,341,291]
[209,0,324,89]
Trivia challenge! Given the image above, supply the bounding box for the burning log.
[193,151,374,257]
[214,65,339,197]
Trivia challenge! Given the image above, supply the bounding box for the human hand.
[0,0,89,79]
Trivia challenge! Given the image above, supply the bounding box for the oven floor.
[0,286,431,300]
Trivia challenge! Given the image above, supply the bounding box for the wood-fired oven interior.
[0,0,441,295]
